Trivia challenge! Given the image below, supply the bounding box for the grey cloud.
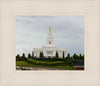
[16,16,84,56]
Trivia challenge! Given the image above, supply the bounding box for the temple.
[33,27,67,58]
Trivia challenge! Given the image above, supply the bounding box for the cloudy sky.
[16,16,84,56]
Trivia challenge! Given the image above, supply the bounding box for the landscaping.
[16,53,84,70]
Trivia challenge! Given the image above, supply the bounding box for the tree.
[32,51,34,58]
[63,51,64,59]
[82,55,84,60]
[55,51,59,58]
[73,53,78,60]
[79,54,84,60]
[39,52,44,58]
[21,53,27,61]
[22,53,25,58]
[28,53,32,59]
[66,53,70,59]
[79,54,82,60]
[16,54,21,61]
[16,54,20,58]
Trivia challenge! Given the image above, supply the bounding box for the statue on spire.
[49,27,51,32]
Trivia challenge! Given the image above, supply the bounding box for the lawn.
[16,59,74,70]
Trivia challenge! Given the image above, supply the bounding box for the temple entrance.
[48,56,51,58]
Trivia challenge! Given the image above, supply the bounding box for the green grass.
[16,59,74,70]
[27,59,65,66]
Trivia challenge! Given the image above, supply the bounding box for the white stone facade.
[33,28,67,58]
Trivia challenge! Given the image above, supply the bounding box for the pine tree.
[67,53,70,59]
[22,53,25,58]
[39,52,44,58]
[16,54,20,61]
[21,53,27,61]
[16,54,20,58]
[56,51,59,58]
[32,51,34,58]
[82,55,84,60]
[63,51,64,59]
[73,53,78,60]
[28,53,32,59]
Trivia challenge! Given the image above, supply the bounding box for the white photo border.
[0,0,100,86]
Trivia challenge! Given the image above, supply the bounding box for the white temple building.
[33,27,67,58]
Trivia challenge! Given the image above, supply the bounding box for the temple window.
[46,51,53,54]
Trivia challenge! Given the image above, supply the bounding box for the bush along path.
[16,53,84,70]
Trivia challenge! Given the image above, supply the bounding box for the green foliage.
[64,59,77,66]
[73,53,78,60]
[21,53,25,58]
[72,53,84,60]
[16,53,84,70]
[78,54,84,60]
[68,53,70,58]
[16,53,27,61]
[66,53,70,59]
[55,51,59,58]
[16,61,31,67]
[27,59,64,66]
[34,57,64,62]
[32,51,34,58]
[28,53,32,59]
[16,61,74,70]
[16,54,21,61]
[16,54,26,61]
[39,52,44,58]
[16,54,20,58]
[16,53,84,61]
[63,51,64,59]
[82,55,84,60]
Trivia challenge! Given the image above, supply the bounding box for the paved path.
[16,66,64,70]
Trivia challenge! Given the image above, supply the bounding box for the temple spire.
[47,27,53,44]
[49,27,51,32]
